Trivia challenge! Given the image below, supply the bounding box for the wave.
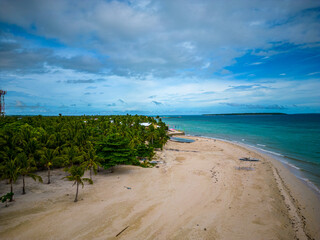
[283,161,301,170]
[298,177,320,195]
[248,145,284,157]
[257,143,266,147]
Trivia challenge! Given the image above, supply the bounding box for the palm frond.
[83,178,93,184]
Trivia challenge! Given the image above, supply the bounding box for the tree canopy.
[0,115,169,202]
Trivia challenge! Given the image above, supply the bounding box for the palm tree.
[63,165,93,202]
[0,159,20,201]
[17,153,43,194]
[81,148,100,180]
[40,147,59,184]
[62,145,82,166]
[147,125,156,145]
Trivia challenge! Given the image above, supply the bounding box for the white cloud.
[0,0,319,77]
[202,62,210,69]
[250,62,263,65]
[1,0,320,114]
[307,72,320,76]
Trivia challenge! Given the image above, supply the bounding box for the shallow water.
[163,114,320,190]
[170,137,195,143]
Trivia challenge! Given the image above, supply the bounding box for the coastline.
[187,133,320,196]
[209,136,320,239]
[163,114,320,193]
[187,135,320,238]
[0,136,319,239]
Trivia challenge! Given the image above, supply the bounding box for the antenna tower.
[0,90,7,117]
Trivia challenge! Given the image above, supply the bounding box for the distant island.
[203,113,287,116]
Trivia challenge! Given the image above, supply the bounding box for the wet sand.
[0,137,319,239]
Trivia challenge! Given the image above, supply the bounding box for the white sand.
[0,137,319,239]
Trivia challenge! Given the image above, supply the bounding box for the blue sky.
[0,0,320,115]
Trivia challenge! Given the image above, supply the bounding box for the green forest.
[0,115,169,202]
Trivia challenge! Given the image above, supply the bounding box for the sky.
[0,0,320,115]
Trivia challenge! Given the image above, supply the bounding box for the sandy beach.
[1,137,319,240]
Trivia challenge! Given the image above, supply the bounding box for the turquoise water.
[163,114,320,192]
[170,137,195,143]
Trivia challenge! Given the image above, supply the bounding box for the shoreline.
[185,133,320,197]
[172,135,320,238]
[191,136,320,239]
[208,136,320,238]
[1,136,319,239]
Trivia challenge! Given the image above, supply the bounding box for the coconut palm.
[62,145,82,167]
[17,152,43,194]
[63,165,93,202]
[147,125,156,145]
[39,147,59,184]
[81,148,100,180]
[0,159,20,201]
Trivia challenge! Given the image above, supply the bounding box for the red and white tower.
[0,90,7,116]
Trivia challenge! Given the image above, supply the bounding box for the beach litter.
[149,160,159,164]
[239,157,259,162]
[149,160,164,164]
[124,186,131,190]
[235,166,254,171]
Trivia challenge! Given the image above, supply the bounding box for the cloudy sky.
[0,0,320,115]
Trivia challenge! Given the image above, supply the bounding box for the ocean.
[162,114,320,193]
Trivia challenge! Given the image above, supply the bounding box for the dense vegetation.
[0,115,169,202]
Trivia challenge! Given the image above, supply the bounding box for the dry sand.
[0,137,319,240]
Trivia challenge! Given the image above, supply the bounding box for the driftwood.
[239,157,259,162]
[116,226,129,237]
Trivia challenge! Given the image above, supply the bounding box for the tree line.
[0,115,169,202]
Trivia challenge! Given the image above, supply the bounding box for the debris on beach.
[239,157,260,162]
[124,186,132,190]
[149,160,161,164]
[235,167,254,171]
[167,148,198,153]
[116,226,129,237]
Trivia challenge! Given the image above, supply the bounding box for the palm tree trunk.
[10,180,13,202]
[48,166,51,184]
[74,181,79,202]
[22,175,26,194]
[90,167,92,180]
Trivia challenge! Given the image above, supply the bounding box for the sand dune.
[0,137,319,239]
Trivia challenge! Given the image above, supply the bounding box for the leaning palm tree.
[63,165,93,202]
